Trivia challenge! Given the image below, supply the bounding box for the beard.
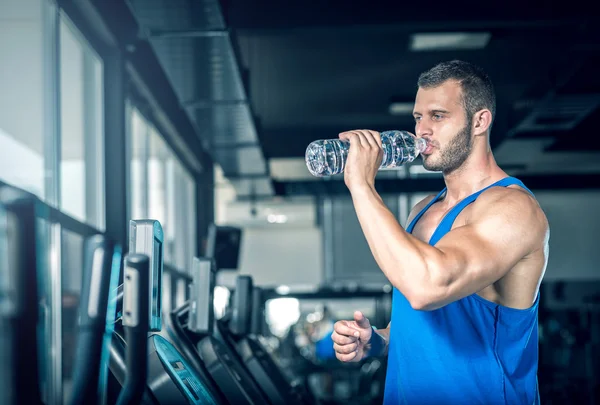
[422,122,473,174]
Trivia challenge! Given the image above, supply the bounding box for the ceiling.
[123,0,600,197]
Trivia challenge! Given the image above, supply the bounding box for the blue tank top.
[383,177,541,405]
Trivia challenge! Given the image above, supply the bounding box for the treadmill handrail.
[69,235,117,405]
[116,254,151,405]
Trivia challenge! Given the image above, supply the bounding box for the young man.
[331,60,549,404]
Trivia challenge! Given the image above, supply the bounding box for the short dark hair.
[417,60,496,132]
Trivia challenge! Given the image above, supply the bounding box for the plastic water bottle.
[305,130,428,177]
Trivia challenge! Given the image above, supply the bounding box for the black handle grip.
[116,254,150,405]
[69,235,116,405]
[230,275,253,336]
[250,287,264,336]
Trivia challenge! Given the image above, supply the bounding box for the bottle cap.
[415,137,428,153]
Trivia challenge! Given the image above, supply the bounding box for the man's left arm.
[350,185,548,311]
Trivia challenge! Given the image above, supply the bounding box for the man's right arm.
[363,196,434,358]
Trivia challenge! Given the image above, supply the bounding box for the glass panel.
[165,156,176,266]
[59,14,105,230]
[169,159,196,271]
[36,217,56,404]
[0,206,9,316]
[183,167,196,271]
[0,0,46,198]
[128,106,196,271]
[148,126,172,263]
[0,205,10,405]
[129,106,148,221]
[60,229,84,402]
[91,50,105,230]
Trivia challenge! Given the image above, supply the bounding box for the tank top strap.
[429,177,533,245]
[406,187,447,234]
[504,176,535,197]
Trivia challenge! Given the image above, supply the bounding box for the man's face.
[413,80,473,174]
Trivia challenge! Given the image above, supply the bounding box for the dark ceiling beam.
[126,41,210,173]
[183,100,247,109]
[272,173,600,197]
[235,19,586,36]
[222,0,592,32]
[503,42,595,146]
[82,0,213,175]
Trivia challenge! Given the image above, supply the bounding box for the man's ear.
[472,109,492,136]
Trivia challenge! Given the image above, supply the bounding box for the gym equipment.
[159,264,229,404]
[129,220,163,331]
[69,235,121,405]
[222,276,313,405]
[116,254,150,405]
[109,220,222,405]
[169,257,270,404]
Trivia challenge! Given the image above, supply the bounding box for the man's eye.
[433,114,443,120]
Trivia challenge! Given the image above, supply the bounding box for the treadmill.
[159,262,228,404]
[109,219,223,404]
[69,235,122,405]
[168,257,271,405]
[0,186,44,405]
[218,276,314,405]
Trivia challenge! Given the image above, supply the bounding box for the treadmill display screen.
[153,335,217,405]
[151,235,162,331]
[129,220,163,331]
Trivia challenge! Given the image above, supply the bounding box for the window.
[128,105,197,272]
[57,13,106,402]
[0,4,104,232]
[148,125,170,245]
[0,1,63,403]
[0,0,48,198]
[59,13,105,230]
[129,106,149,221]
[171,158,196,271]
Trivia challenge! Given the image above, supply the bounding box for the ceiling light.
[410,32,491,51]
[267,214,288,224]
[276,285,290,295]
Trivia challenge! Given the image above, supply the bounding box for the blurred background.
[1,0,599,404]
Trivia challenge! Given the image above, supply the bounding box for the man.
[331,60,549,405]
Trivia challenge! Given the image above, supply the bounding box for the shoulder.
[475,184,541,214]
[471,185,549,245]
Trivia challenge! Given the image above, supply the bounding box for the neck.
[441,142,506,203]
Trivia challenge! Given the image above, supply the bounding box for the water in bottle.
[305,130,428,177]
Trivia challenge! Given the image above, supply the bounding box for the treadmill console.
[152,335,218,405]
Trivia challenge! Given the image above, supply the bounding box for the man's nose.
[415,121,432,138]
